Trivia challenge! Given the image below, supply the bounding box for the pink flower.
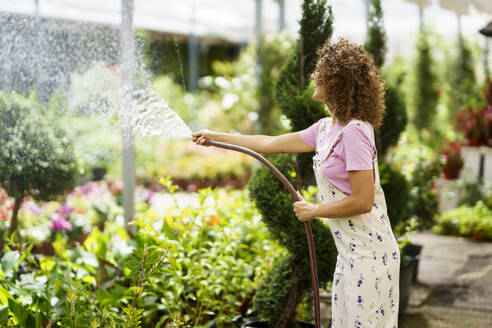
[140,189,154,203]
[26,201,43,216]
[76,183,95,196]
[50,218,72,231]
[50,203,74,223]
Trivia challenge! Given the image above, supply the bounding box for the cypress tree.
[363,0,410,227]
[363,0,407,158]
[364,0,387,69]
[248,1,337,326]
[413,31,439,142]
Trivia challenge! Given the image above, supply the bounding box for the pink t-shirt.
[299,118,376,195]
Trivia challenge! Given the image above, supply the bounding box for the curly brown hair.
[311,37,386,129]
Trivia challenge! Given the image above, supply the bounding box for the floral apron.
[312,117,400,328]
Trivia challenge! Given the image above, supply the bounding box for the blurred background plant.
[0,92,78,241]
[439,140,463,179]
[0,184,285,327]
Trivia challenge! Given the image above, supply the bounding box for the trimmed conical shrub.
[248,1,337,327]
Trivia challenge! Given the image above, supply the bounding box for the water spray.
[203,139,321,328]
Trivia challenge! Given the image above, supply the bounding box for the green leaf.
[1,251,20,278]
[0,306,8,325]
[8,297,28,327]
[0,286,13,306]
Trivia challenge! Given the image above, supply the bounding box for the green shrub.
[0,92,78,238]
[379,162,410,228]
[247,2,336,325]
[249,154,336,325]
[0,185,285,327]
[433,201,492,241]
[364,0,387,69]
[412,31,439,144]
[408,156,441,227]
[459,178,492,209]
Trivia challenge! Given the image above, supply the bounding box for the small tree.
[447,36,481,118]
[249,1,337,327]
[363,0,387,69]
[0,92,78,239]
[413,31,439,142]
[363,0,410,228]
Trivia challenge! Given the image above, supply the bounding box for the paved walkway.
[400,231,492,328]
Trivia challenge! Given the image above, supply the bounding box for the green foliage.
[363,0,408,159]
[0,92,78,236]
[446,36,480,115]
[246,1,336,325]
[379,162,410,228]
[274,1,332,187]
[251,253,295,326]
[0,186,284,327]
[459,178,492,209]
[412,32,439,143]
[248,154,336,326]
[364,0,387,68]
[393,218,420,266]
[0,92,78,200]
[257,32,295,135]
[433,201,492,241]
[379,80,408,158]
[408,156,441,227]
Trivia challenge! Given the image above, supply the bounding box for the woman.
[192,38,400,328]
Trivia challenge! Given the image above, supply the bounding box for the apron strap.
[315,117,332,150]
[319,119,380,186]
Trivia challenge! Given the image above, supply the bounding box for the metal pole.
[255,0,262,79]
[418,5,424,34]
[485,37,490,78]
[254,0,262,135]
[278,0,285,32]
[34,0,43,96]
[120,0,136,233]
[365,0,370,35]
[457,13,462,110]
[188,0,198,91]
[1,9,11,90]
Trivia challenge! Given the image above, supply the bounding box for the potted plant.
[456,107,481,146]
[395,218,421,314]
[439,141,464,179]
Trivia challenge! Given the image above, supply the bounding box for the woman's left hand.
[293,190,316,222]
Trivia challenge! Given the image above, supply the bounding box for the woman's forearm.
[311,195,372,219]
[214,132,273,154]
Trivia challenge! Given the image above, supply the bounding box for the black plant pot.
[91,167,107,181]
[403,243,422,283]
[232,315,328,328]
[398,259,414,315]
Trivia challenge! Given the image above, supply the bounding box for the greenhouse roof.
[0,0,489,58]
[0,0,297,43]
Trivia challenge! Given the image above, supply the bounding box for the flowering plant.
[439,141,463,179]
[455,77,492,147]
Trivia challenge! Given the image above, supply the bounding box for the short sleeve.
[342,124,376,171]
[298,119,323,148]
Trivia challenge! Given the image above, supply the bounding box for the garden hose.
[203,139,321,328]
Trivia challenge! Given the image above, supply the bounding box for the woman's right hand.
[191,129,217,146]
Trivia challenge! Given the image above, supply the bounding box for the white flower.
[222,94,239,110]
[248,112,259,121]
[214,76,231,89]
